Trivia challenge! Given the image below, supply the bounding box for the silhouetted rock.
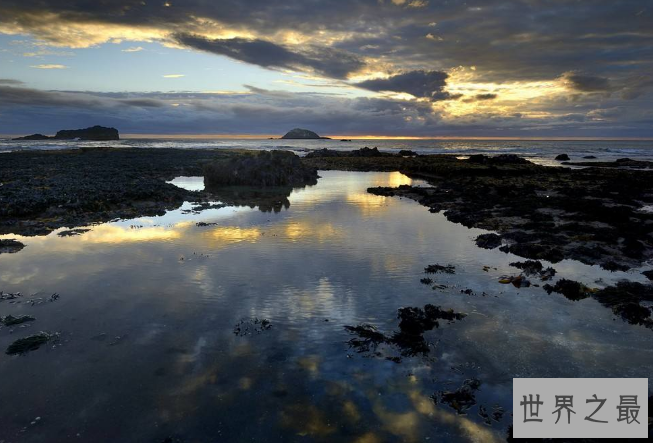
[204,150,318,187]
[555,154,570,161]
[54,125,119,141]
[12,134,50,141]
[475,233,502,249]
[281,128,328,139]
[467,154,531,164]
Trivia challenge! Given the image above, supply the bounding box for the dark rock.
[510,260,556,280]
[6,332,56,355]
[593,282,653,328]
[204,150,318,188]
[0,239,25,254]
[345,304,466,359]
[340,139,352,142]
[433,378,482,414]
[233,318,272,336]
[420,277,434,285]
[281,128,328,139]
[467,154,531,165]
[304,147,393,159]
[1,315,35,326]
[54,125,119,141]
[543,279,594,301]
[555,154,570,161]
[398,150,418,157]
[475,233,502,249]
[583,155,597,159]
[12,134,51,141]
[424,264,455,274]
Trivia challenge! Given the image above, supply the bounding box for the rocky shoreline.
[304,150,653,272]
[0,148,237,236]
[2,147,653,273]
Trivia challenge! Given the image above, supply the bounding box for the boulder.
[54,126,119,141]
[204,150,318,187]
[555,154,570,161]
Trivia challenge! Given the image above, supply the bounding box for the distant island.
[13,125,120,141]
[281,128,330,139]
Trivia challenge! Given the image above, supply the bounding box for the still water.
[0,171,651,442]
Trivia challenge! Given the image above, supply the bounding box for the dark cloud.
[174,33,364,79]
[563,73,612,92]
[355,70,450,100]
[462,93,498,102]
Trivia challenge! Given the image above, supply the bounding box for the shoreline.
[1,147,652,273]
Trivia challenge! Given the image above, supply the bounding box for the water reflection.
[0,171,651,442]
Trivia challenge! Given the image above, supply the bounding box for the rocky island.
[281,128,330,139]
[13,125,119,141]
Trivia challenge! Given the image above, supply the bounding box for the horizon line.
[2,133,653,141]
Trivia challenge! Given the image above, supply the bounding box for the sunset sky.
[0,1,652,137]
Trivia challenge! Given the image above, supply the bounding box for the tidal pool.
[0,171,651,442]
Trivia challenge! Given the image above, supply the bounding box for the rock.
[398,150,418,157]
[555,154,570,161]
[5,332,56,355]
[0,239,25,254]
[1,315,36,326]
[475,233,502,249]
[510,260,556,280]
[304,147,393,158]
[340,139,352,142]
[593,282,653,328]
[12,134,51,141]
[233,318,272,336]
[204,150,318,188]
[467,154,531,164]
[54,125,119,141]
[583,155,597,159]
[424,264,456,274]
[344,304,466,359]
[281,128,328,139]
[433,378,482,414]
[543,279,595,301]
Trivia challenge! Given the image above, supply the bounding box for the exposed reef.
[302,151,653,270]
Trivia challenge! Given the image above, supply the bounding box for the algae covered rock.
[204,150,318,188]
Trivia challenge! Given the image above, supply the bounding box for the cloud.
[163,74,185,78]
[122,46,144,53]
[562,72,612,92]
[174,34,365,79]
[462,93,498,102]
[355,70,451,100]
[0,78,24,85]
[30,64,67,69]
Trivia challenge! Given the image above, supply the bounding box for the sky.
[0,0,652,138]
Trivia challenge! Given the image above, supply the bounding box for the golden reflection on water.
[205,226,262,244]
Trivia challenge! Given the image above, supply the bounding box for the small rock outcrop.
[281,128,329,139]
[555,154,570,161]
[12,134,50,141]
[204,150,318,188]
